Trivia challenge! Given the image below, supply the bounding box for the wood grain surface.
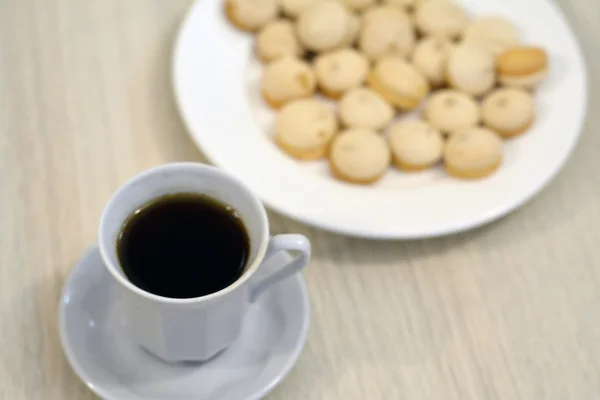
[1,0,599,398]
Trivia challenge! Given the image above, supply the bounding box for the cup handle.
[249,234,311,302]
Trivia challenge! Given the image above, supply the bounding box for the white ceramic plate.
[172,0,587,239]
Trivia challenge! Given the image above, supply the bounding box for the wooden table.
[1,0,599,398]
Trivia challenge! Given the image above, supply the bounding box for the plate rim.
[171,0,589,240]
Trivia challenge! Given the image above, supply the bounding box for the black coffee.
[117,193,250,299]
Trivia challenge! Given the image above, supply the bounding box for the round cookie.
[256,20,304,63]
[367,56,430,110]
[329,128,391,184]
[261,56,316,108]
[225,0,279,32]
[447,44,496,97]
[340,0,376,12]
[275,99,338,160]
[342,14,361,47]
[414,0,470,39]
[359,6,415,61]
[443,127,503,179]
[462,16,520,56]
[411,36,454,88]
[382,0,420,11]
[339,88,395,130]
[388,120,444,171]
[280,0,321,18]
[360,5,391,25]
[481,88,535,138]
[314,49,369,99]
[424,89,480,135]
[297,1,351,52]
[497,46,549,90]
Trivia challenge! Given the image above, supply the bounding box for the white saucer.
[173,0,587,239]
[59,246,310,400]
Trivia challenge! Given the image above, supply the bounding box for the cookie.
[280,0,321,18]
[367,56,430,110]
[297,1,351,52]
[481,88,535,138]
[359,6,415,60]
[225,0,279,32]
[360,5,393,25]
[261,57,316,108]
[497,46,549,90]
[329,128,391,184]
[256,20,304,63]
[462,16,520,56]
[275,99,338,160]
[339,88,395,130]
[424,89,480,135]
[340,0,376,12]
[447,44,496,97]
[382,0,420,11]
[443,127,503,179]
[414,0,469,39]
[342,14,361,47]
[411,36,454,88]
[314,49,369,99]
[388,120,444,171]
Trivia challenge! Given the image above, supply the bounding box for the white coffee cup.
[98,162,311,362]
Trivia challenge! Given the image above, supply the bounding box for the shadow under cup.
[99,163,269,301]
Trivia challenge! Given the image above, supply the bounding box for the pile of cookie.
[225,0,549,184]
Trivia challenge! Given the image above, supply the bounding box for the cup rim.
[98,162,269,305]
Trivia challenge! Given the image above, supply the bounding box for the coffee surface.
[117,193,250,299]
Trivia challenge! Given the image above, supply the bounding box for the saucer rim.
[58,245,310,400]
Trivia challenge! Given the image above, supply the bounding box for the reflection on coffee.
[117,193,250,299]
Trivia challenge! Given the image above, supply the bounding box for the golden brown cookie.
[424,89,480,135]
[388,120,444,171]
[367,56,430,110]
[342,14,361,47]
[340,0,376,12]
[225,0,279,32]
[359,6,415,61]
[382,0,420,11]
[481,88,535,138]
[414,0,470,39]
[497,46,549,90]
[256,20,304,63]
[280,0,321,18]
[329,128,391,184]
[297,1,351,52]
[314,49,369,99]
[261,57,316,108]
[275,99,338,160]
[444,127,503,179]
[339,87,395,130]
[411,36,454,88]
[447,44,496,97]
[462,16,520,56]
